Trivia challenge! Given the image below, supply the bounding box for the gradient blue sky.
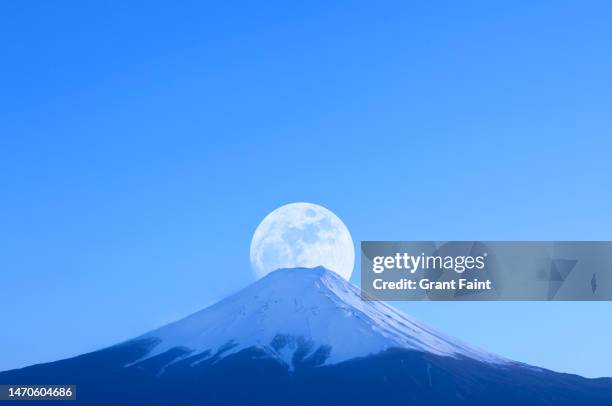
[1,1,611,377]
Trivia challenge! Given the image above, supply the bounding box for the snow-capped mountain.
[1,267,611,406]
[135,267,506,368]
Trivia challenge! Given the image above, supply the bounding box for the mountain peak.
[259,266,342,285]
[132,267,507,369]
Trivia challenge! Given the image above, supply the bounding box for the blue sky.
[1,1,611,377]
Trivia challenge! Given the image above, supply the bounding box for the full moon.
[250,203,355,280]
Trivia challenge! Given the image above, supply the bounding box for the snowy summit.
[134,267,507,369]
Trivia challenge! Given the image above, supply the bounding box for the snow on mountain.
[133,267,508,369]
